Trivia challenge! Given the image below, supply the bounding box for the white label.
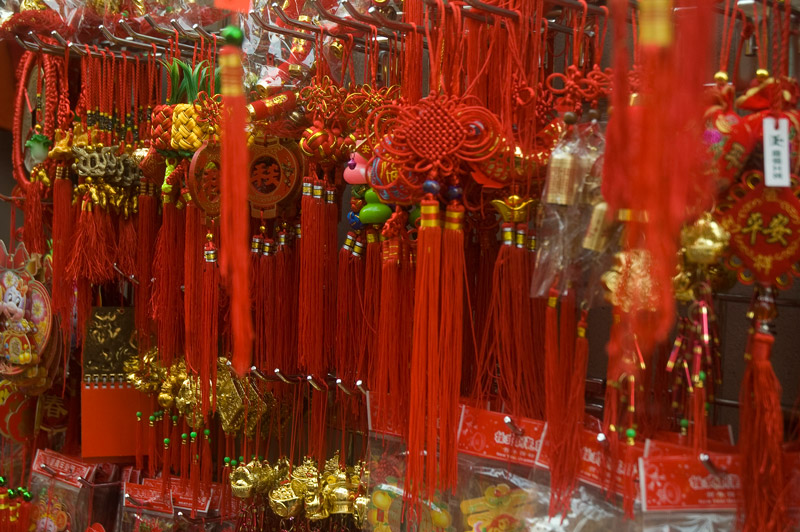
[763,116,791,187]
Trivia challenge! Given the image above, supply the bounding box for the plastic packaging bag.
[29,449,97,532]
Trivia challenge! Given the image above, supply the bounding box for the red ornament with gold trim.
[714,170,800,288]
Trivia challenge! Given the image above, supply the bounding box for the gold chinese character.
[742,212,764,246]
[764,213,792,246]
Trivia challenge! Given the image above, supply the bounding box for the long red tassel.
[375,211,405,428]
[335,232,360,379]
[251,229,265,368]
[322,184,338,374]
[363,226,382,380]
[116,213,138,280]
[261,237,277,370]
[136,412,144,471]
[219,38,253,377]
[438,204,465,490]
[51,169,73,352]
[406,197,441,504]
[184,203,203,375]
[23,180,46,257]
[274,229,293,373]
[739,325,788,532]
[135,185,158,352]
[201,429,212,491]
[201,232,220,418]
[298,179,324,374]
[151,192,185,368]
[180,432,189,486]
[67,198,113,285]
[161,438,172,497]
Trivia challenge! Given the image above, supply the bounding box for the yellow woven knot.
[171,103,209,152]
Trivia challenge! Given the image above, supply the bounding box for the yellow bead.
[714,71,729,83]
[756,68,769,80]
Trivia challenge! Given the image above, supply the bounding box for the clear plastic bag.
[29,450,97,532]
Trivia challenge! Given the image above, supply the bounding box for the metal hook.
[699,453,723,476]
[113,262,140,284]
[463,0,519,20]
[307,375,323,391]
[503,415,525,436]
[192,23,217,41]
[14,35,38,53]
[251,11,315,42]
[250,366,269,382]
[274,368,293,383]
[40,463,58,476]
[119,19,195,53]
[596,432,609,448]
[27,32,64,55]
[125,493,147,506]
[271,3,321,33]
[335,378,352,395]
[355,379,368,395]
[50,31,86,56]
[369,5,426,35]
[170,19,201,41]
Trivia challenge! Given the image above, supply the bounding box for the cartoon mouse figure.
[1,278,27,322]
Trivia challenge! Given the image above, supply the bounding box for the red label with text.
[457,406,545,467]
[123,482,174,514]
[32,449,96,489]
[640,453,741,512]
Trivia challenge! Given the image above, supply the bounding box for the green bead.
[181,433,188,440]
[7,489,16,498]
[148,415,155,422]
[164,438,170,445]
[625,428,636,439]
[698,371,707,382]
[21,492,31,502]
[408,204,421,227]
[231,460,238,467]
[190,431,198,439]
[222,26,244,47]
[0,476,6,487]
[359,189,392,224]
[680,418,689,429]
[224,457,231,464]
[238,456,244,463]
[172,415,178,422]
[203,429,210,436]
[259,456,264,461]
[136,411,142,418]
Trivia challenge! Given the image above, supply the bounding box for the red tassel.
[335,232,363,380]
[274,230,294,373]
[148,415,157,477]
[363,226,381,380]
[15,498,31,532]
[219,43,253,377]
[151,170,186,367]
[323,185,338,373]
[161,438,172,497]
[691,343,708,453]
[201,429,212,490]
[67,199,113,285]
[184,203,203,375]
[406,196,441,503]
[190,434,200,512]
[438,204,465,491]
[739,326,788,532]
[23,180,46,257]
[298,179,325,375]
[116,214,138,281]
[136,412,144,471]
[259,237,277,370]
[135,187,158,353]
[622,429,638,520]
[220,463,232,517]
[51,171,73,358]
[180,433,189,486]
[201,232,220,418]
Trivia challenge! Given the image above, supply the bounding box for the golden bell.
[681,212,729,266]
[582,201,615,252]
[544,149,579,205]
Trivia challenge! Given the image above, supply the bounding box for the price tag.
[763,116,791,187]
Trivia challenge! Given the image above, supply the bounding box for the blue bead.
[446,186,463,200]
[423,180,441,194]
[347,211,364,230]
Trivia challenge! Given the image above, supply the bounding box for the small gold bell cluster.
[232,451,369,525]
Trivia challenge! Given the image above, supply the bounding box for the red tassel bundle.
[363,227,381,380]
[335,232,364,380]
[201,233,220,417]
[739,325,788,532]
[22,180,46,257]
[135,184,158,352]
[298,179,325,375]
[219,38,253,377]
[322,185,338,373]
[406,196,441,502]
[51,169,73,345]
[116,213,138,281]
[438,203,465,490]
[184,203,203,375]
